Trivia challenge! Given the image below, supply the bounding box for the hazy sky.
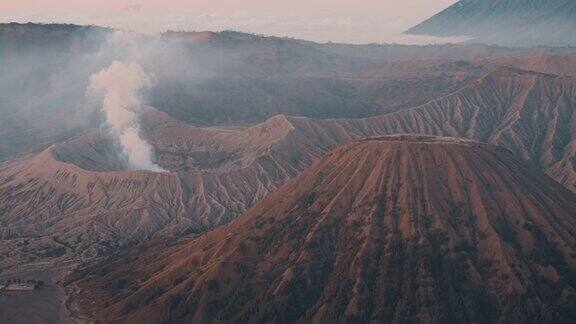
[0,0,459,44]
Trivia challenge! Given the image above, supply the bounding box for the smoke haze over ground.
[89,59,164,172]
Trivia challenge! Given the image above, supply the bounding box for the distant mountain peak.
[406,0,576,47]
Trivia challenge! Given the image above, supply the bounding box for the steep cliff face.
[406,0,576,47]
[73,136,576,323]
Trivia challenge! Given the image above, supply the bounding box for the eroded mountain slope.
[72,136,576,323]
[283,67,576,192]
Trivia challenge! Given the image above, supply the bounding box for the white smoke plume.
[89,60,164,172]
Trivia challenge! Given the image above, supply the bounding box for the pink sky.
[0,0,458,44]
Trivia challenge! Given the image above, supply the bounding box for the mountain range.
[2,62,576,273]
[3,23,576,162]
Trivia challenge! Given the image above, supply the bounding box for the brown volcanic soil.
[73,136,576,323]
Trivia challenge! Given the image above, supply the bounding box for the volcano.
[406,0,576,47]
[0,107,302,266]
[73,136,576,323]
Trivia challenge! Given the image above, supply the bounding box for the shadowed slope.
[73,136,576,323]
